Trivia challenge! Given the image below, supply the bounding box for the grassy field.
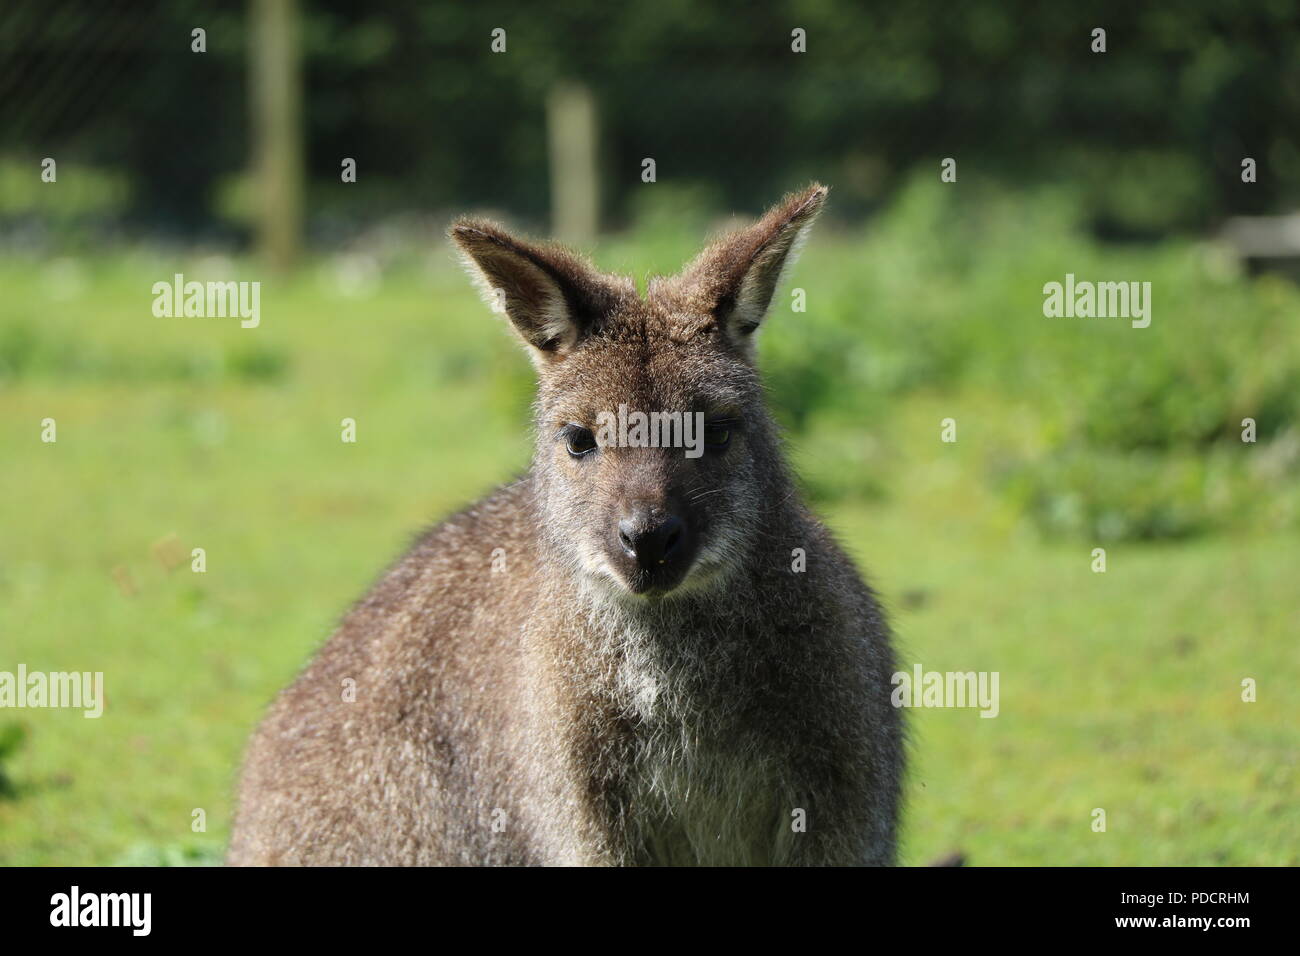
[2,193,1298,865]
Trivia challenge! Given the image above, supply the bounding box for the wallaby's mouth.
[623,561,695,597]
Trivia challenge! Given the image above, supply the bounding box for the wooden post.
[250,0,303,271]
[546,81,600,244]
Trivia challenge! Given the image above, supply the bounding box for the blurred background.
[1,0,1297,865]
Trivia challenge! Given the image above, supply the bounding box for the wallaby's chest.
[585,634,799,864]
[625,734,796,866]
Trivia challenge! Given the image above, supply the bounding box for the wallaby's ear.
[685,183,828,341]
[449,218,608,357]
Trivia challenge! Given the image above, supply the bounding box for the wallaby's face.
[528,316,767,597]
[452,185,827,600]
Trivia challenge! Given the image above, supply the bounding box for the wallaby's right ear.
[450,219,603,357]
[678,184,828,345]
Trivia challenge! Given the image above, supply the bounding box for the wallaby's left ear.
[688,183,828,340]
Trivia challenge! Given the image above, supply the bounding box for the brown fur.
[227,184,904,866]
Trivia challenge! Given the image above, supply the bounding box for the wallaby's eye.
[704,421,735,451]
[563,425,598,458]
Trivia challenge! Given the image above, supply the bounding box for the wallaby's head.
[450,184,827,601]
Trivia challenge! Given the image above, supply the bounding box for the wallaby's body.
[228,185,903,866]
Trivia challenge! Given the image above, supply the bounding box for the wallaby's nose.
[618,512,686,570]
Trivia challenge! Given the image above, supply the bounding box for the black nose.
[618,512,686,569]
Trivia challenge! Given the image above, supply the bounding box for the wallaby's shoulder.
[267,477,543,710]
[378,475,540,598]
[793,505,885,615]
[340,476,534,607]
[230,477,549,863]
[744,500,882,619]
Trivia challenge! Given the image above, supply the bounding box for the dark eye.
[564,426,598,458]
[704,423,733,450]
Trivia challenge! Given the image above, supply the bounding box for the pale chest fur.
[581,604,804,866]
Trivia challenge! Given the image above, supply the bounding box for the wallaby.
[227,184,903,866]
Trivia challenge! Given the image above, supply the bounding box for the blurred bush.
[2,0,1297,238]
[755,177,1300,539]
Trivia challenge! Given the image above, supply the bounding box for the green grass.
[2,204,1297,864]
